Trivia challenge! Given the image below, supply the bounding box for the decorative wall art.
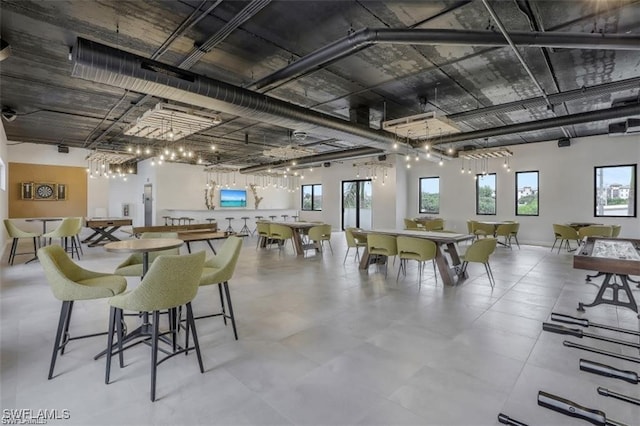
[21,182,67,201]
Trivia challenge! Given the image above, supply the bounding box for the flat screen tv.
[220,189,247,208]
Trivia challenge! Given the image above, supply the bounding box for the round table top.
[104,238,184,253]
[25,218,62,222]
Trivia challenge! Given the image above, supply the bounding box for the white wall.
[405,134,640,245]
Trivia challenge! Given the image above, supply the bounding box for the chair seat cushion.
[75,275,127,299]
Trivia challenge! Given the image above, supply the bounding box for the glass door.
[342,179,372,230]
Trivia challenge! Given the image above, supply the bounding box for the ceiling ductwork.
[239,146,383,174]
[71,37,409,153]
[249,28,640,91]
[419,102,640,146]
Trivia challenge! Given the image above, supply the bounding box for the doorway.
[143,184,153,226]
[342,179,372,230]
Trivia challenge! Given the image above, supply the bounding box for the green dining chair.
[551,224,580,253]
[106,251,206,402]
[423,218,445,231]
[473,222,495,239]
[403,219,420,230]
[495,223,515,249]
[460,238,498,287]
[578,225,613,239]
[269,224,293,253]
[344,227,367,263]
[43,217,82,259]
[197,236,243,340]
[255,221,271,249]
[611,224,622,237]
[4,219,41,265]
[38,245,127,379]
[114,232,180,277]
[307,224,333,255]
[509,222,521,249]
[367,233,398,277]
[396,236,438,287]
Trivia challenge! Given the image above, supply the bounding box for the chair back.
[132,232,180,264]
[510,222,520,235]
[423,218,444,231]
[464,238,497,263]
[256,221,270,237]
[403,219,419,230]
[495,223,515,237]
[202,236,243,284]
[611,225,622,237]
[367,233,397,256]
[320,224,332,240]
[116,251,205,312]
[473,222,495,235]
[308,225,324,242]
[553,224,578,239]
[578,225,613,239]
[269,224,293,239]
[345,227,357,247]
[467,220,475,234]
[4,219,39,238]
[38,245,125,301]
[397,236,437,261]
[44,217,77,238]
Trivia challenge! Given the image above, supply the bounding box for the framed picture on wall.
[57,184,67,200]
[21,182,34,199]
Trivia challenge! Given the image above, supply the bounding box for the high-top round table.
[104,238,184,276]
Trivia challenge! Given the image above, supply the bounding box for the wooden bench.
[132,223,218,236]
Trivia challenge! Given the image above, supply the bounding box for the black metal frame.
[515,170,539,216]
[105,302,204,402]
[301,183,322,211]
[578,273,638,315]
[7,236,40,265]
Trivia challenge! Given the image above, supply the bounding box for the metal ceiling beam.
[248,28,640,91]
[419,103,640,146]
[239,147,383,174]
[447,76,640,121]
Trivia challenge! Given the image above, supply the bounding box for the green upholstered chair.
[114,232,180,276]
[611,224,622,237]
[37,244,127,379]
[472,222,495,239]
[255,221,271,249]
[344,227,367,263]
[106,251,206,402]
[269,224,293,252]
[495,223,516,249]
[551,224,580,253]
[423,218,445,231]
[367,233,398,277]
[403,219,420,230]
[578,225,613,239]
[43,217,82,259]
[197,236,243,340]
[396,236,438,287]
[509,222,521,249]
[460,238,498,287]
[4,219,41,265]
[307,224,333,255]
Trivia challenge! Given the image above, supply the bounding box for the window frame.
[476,173,497,216]
[515,170,539,216]
[301,184,322,211]
[593,163,637,218]
[418,176,440,214]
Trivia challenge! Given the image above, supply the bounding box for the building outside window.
[302,184,322,211]
[476,173,496,215]
[419,177,440,214]
[516,171,539,216]
[594,164,636,217]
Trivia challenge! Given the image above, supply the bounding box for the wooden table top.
[104,238,184,253]
[25,217,62,222]
[354,228,474,244]
[266,221,318,229]
[178,231,236,242]
[85,217,133,227]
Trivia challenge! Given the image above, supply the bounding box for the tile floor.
[1,234,639,425]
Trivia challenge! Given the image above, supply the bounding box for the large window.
[476,173,496,215]
[302,184,322,211]
[516,171,539,216]
[594,164,636,217]
[419,177,440,214]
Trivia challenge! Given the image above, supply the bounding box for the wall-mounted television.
[220,189,247,208]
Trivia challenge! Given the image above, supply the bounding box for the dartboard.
[36,184,55,199]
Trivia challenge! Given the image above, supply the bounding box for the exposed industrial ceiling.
[1,0,639,171]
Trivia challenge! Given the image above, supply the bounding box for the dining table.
[258,221,318,256]
[83,217,133,247]
[25,217,62,234]
[474,220,513,246]
[353,229,475,286]
[94,238,185,359]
